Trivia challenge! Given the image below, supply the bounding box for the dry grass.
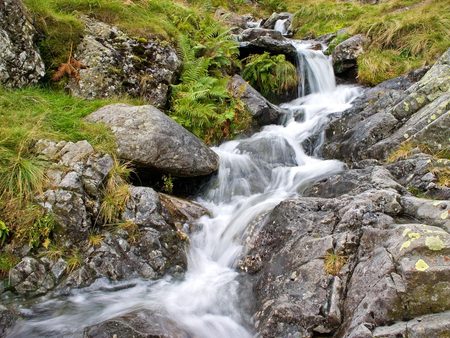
[324,251,347,276]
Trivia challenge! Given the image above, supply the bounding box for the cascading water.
[274,19,288,35]
[6,42,361,338]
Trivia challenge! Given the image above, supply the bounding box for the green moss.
[0,252,19,277]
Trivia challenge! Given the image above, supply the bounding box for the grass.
[324,251,347,276]
[0,252,19,278]
[99,160,132,224]
[289,0,450,85]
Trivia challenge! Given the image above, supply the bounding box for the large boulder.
[241,165,450,338]
[261,12,293,36]
[0,0,45,87]
[228,75,286,126]
[67,17,181,108]
[332,34,367,74]
[85,104,219,177]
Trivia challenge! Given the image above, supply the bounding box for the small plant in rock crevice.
[324,251,347,276]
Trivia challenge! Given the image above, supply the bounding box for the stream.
[7,41,361,338]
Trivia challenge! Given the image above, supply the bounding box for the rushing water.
[6,43,361,338]
[274,19,288,35]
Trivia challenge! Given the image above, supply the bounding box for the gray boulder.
[238,30,298,61]
[228,75,286,126]
[261,12,293,36]
[86,104,219,177]
[67,17,181,108]
[0,0,45,87]
[83,310,189,338]
[332,34,367,74]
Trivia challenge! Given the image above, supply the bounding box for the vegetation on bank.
[242,53,298,101]
[290,0,450,85]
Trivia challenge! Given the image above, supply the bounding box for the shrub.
[242,52,298,100]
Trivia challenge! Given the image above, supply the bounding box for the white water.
[6,44,361,338]
[274,19,288,35]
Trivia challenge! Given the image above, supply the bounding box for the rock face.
[86,104,219,177]
[332,34,367,74]
[83,310,189,338]
[0,0,45,87]
[241,166,450,338]
[6,139,188,297]
[238,29,298,61]
[67,17,181,108]
[228,75,286,126]
[324,48,450,163]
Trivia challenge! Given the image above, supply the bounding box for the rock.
[0,305,17,337]
[236,135,297,168]
[83,310,189,338]
[159,193,208,225]
[238,31,298,61]
[214,8,253,34]
[228,75,286,126]
[323,49,449,163]
[0,0,45,87]
[35,139,114,243]
[9,257,52,296]
[85,104,219,177]
[332,34,367,74]
[241,165,450,337]
[373,311,450,337]
[67,16,181,107]
[261,12,293,31]
[240,28,284,42]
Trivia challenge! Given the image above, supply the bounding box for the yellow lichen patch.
[400,240,412,251]
[415,259,430,271]
[402,228,412,237]
[440,211,449,220]
[433,201,443,207]
[425,236,445,251]
[408,232,421,240]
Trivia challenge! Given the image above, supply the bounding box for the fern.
[242,53,298,100]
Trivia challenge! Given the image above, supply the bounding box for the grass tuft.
[324,251,347,276]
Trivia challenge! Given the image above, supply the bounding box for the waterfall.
[295,41,336,96]
[7,42,361,338]
[274,19,288,35]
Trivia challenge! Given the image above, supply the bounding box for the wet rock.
[0,0,45,87]
[67,16,181,107]
[86,104,219,177]
[0,305,17,337]
[236,135,297,168]
[228,75,286,126]
[159,193,208,225]
[261,12,293,32]
[83,310,189,338]
[332,34,367,74]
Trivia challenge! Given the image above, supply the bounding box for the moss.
[0,252,19,277]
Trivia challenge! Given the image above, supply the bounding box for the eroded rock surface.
[241,166,450,338]
[0,0,45,87]
[67,16,181,107]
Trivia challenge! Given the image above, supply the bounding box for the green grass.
[0,86,136,250]
[289,0,450,85]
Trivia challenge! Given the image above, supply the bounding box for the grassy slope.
[288,0,450,85]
